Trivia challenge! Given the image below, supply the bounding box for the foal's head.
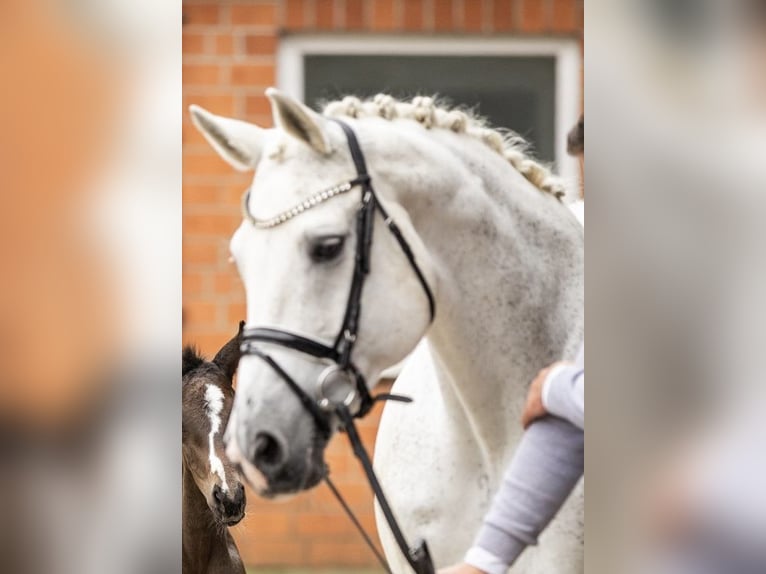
[182,322,246,526]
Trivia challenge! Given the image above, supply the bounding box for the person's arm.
[542,366,584,429]
[461,417,584,573]
[441,347,585,574]
[522,346,584,430]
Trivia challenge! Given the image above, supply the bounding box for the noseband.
[239,119,436,574]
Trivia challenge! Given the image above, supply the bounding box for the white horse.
[190,89,583,573]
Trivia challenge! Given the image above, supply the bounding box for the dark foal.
[183,322,246,574]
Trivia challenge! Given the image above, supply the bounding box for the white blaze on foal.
[204,384,228,493]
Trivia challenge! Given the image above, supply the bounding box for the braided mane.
[323,94,565,200]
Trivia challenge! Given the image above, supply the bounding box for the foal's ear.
[212,321,245,382]
[182,346,204,377]
[266,88,332,155]
[189,105,264,171]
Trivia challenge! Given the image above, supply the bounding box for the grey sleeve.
[543,346,584,429]
[467,417,584,571]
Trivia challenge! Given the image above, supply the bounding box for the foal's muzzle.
[212,482,245,525]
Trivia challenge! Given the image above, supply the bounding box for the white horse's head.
[190,89,435,497]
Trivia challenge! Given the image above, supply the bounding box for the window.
[278,36,580,180]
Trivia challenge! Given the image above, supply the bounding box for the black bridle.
[239,119,436,574]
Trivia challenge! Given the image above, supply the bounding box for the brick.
[214,34,235,55]
[434,0,454,30]
[230,3,278,26]
[308,542,379,566]
[244,33,277,55]
[237,511,291,536]
[182,272,205,296]
[238,539,304,565]
[246,493,305,515]
[346,0,365,28]
[183,301,218,326]
[372,0,396,30]
[183,184,218,205]
[245,94,272,117]
[358,424,379,448]
[184,152,239,177]
[521,0,546,32]
[403,0,424,30]
[575,0,583,27]
[284,0,304,28]
[183,4,219,26]
[551,0,578,32]
[182,122,208,146]
[227,302,247,323]
[490,0,514,31]
[296,513,356,536]
[219,184,251,207]
[184,212,241,236]
[230,64,275,86]
[183,64,221,86]
[463,0,484,31]
[183,93,236,116]
[183,242,218,266]
[316,0,334,29]
[312,483,374,510]
[182,32,206,55]
[214,271,241,294]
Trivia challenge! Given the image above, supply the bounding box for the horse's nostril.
[213,484,224,504]
[252,432,284,471]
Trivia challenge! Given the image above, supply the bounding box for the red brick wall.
[183,0,582,568]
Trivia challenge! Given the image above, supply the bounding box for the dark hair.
[567,115,584,156]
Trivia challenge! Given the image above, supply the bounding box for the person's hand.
[438,563,486,574]
[521,361,570,429]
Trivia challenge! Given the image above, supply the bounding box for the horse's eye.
[309,235,346,262]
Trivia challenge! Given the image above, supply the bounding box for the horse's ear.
[189,105,264,171]
[266,87,332,155]
[212,321,245,382]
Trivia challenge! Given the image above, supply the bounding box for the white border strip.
[277,35,581,182]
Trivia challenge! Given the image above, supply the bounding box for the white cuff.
[541,364,569,412]
[464,546,509,574]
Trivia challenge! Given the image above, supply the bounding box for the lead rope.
[323,475,392,574]
[330,405,435,574]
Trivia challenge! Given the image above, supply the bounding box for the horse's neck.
[182,463,224,572]
[389,128,584,466]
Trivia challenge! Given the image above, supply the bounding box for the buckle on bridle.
[316,364,360,413]
[343,329,357,344]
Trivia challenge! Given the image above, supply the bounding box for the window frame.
[277,34,582,183]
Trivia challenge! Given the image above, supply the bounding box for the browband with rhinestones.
[241,180,357,229]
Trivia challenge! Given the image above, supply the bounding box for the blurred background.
[587,1,766,573]
[182,0,582,571]
[1,0,181,573]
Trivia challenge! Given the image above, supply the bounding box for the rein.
[239,118,436,574]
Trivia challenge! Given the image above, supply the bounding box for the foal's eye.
[309,235,346,262]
